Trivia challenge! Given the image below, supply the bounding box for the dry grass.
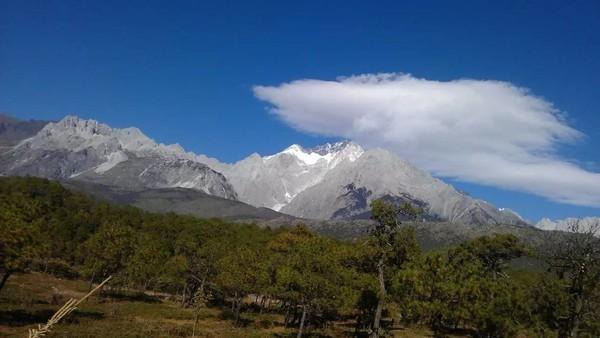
[27,276,112,338]
[0,272,441,337]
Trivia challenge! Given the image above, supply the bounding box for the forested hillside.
[1,177,599,337]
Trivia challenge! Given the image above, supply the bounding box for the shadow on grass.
[273,333,335,338]
[218,309,255,327]
[99,290,161,303]
[0,309,104,327]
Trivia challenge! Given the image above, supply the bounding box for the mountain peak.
[267,141,364,166]
[308,140,360,155]
[49,115,113,137]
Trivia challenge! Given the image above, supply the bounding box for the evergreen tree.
[368,200,420,338]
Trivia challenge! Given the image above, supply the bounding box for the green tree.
[124,232,171,291]
[269,225,354,338]
[79,223,135,288]
[455,233,527,279]
[368,200,420,338]
[397,234,528,337]
[0,207,42,292]
[215,244,266,325]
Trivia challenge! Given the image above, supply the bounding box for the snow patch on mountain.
[265,142,363,167]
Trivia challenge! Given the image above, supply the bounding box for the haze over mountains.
[0,113,587,230]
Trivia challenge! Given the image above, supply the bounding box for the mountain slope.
[61,180,289,221]
[280,148,525,225]
[58,178,548,250]
[0,116,237,199]
[217,142,364,210]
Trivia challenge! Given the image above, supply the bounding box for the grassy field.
[0,272,440,337]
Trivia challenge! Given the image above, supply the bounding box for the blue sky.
[1,0,599,221]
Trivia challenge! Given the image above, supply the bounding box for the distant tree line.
[1,177,599,338]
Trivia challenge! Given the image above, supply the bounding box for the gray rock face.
[0,116,237,199]
[198,140,525,226]
[0,147,106,178]
[73,156,237,199]
[216,142,364,210]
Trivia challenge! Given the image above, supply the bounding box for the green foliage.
[370,199,400,230]
[216,245,266,298]
[368,199,422,337]
[395,234,530,337]
[79,223,135,283]
[453,233,528,277]
[270,226,348,312]
[2,176,599,337]
[124,232,171,290]
[0,208,42,275]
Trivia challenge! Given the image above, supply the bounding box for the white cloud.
[253,73,600,207]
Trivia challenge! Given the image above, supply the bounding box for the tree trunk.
[569,293,583,338]
[371,256,386,338]
[284,303,291,327]
[192,311,200,337]
[88,271,96,292]
[181,283,187,307]
[234,293,241,326]
[0,271,12,293]
[259,296,266,314]
[297,304,308,338]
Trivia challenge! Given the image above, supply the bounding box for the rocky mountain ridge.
[0,116,237,199]
[0,114,531,225]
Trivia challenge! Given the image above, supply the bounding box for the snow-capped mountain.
[215,142,364,211]
[277,148,525,225]
[195,140,523,225]
[0,115,526,225]
[0,116,237,199]
[535,217,600,235]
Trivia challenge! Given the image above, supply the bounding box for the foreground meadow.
[0,272,438,338]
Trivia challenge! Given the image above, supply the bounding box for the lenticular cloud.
[253,73,600,207]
